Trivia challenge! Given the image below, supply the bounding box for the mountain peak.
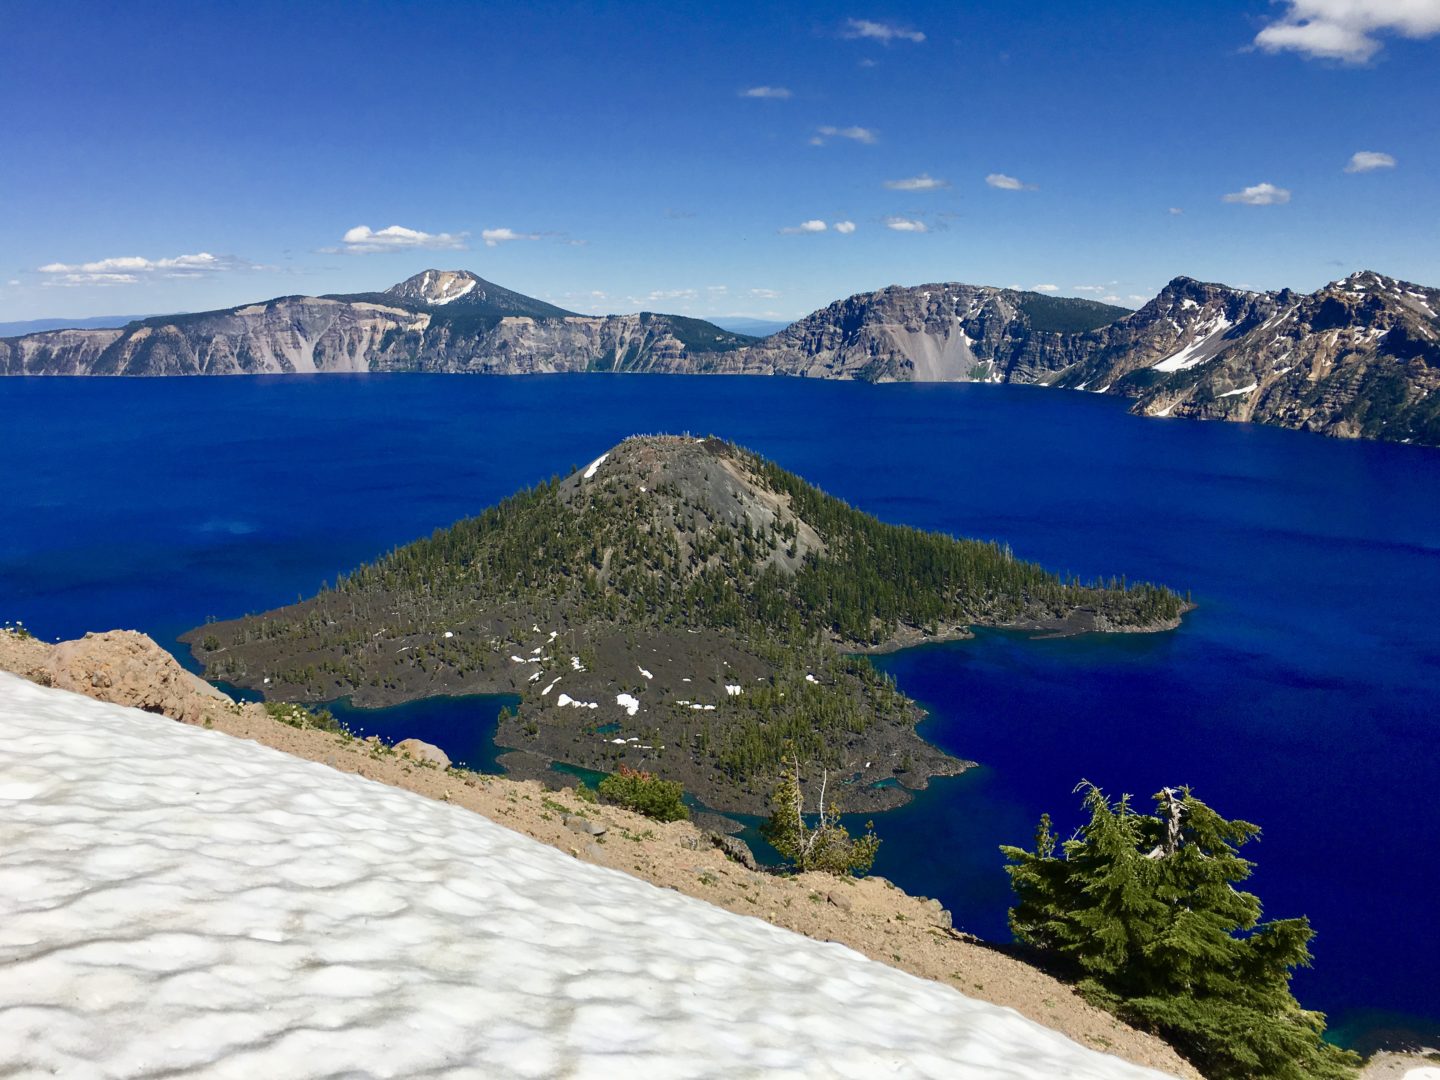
[386,269,485,307]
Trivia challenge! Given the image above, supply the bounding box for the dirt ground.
[1,629,1200,1079]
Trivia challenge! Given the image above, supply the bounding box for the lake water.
[2,373,1437,1050]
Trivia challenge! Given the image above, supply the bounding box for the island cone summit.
[187,436,1187,812]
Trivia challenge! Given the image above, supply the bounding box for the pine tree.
[1001,783,1359,1080]
[762,757,879,876]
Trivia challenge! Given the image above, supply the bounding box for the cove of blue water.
[2,373,1437,1048]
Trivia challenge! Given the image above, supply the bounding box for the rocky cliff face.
[727,271,1439,445]
[4,267,1436,445]
[723,285,1122,382]
[0,270,753,377]
[1121,272,1439,444]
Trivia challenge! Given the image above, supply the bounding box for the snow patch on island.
[556,692,599,710]
[0,675,1178,1080]
[583,452,609,479]
[616,693,640,717]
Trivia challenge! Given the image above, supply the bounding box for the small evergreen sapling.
[1001,783,1359,1080]
[762,757,879,876]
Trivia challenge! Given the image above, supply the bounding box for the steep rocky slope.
[1115,272,1440,444]
[726,285,1126,382]
[730,271,1439,445]
[0,270,753,376]
[185,435,1186,814]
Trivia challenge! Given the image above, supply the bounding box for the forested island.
[186,436,1189,813]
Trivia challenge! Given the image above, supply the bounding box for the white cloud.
[340,224,467,254]
[1168,207,1184,215]
[749,288,781,299]
[1102,294,1124,304]
[858,57,878,68]
[883,217,928,233]
[1032,284,1059,293]
[37,252,261,287]
[1345,150,1397,172]
[1073,285,1109,294]
[811,125,877,145]
[480,227,541,247]
[884,173,948,191]
[780,219,829,235]
[844,18,925,43]
[777,219,857,236]
[1222,182,1292,205]
[741,86,792,99]
[1254,0,1440,62]
[1128,294,1150,304]
[985,172,1036,191]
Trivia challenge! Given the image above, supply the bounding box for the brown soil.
[0,628,1201,1079]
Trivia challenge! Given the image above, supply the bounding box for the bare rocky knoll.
[185,435,1187,815]
[0,626,1200,1079]
[5,266,1434,445]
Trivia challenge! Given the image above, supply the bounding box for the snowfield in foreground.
[0,673,1173,1079]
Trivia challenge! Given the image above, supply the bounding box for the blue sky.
[2,0,1437,322]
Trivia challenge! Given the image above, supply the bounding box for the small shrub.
[264,701,344,734]
[598,764,689,822]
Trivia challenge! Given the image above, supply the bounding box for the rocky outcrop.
[394,737,451,769]
[2,629,233,725]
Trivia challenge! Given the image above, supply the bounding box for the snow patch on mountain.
[1152,315,1234,372]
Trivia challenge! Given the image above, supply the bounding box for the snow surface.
[1152,315,1233,372]
[0,674,1176,1079]
[583,452,609,480]
[616,692,640,717]
[1219,382,1258,397]
[555,692,599,710]
[428,278,477,306]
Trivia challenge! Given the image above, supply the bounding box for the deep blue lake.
[2,373,1436,1050]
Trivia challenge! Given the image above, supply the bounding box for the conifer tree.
[762,757,879,876]
[1002,783,1359,1080]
